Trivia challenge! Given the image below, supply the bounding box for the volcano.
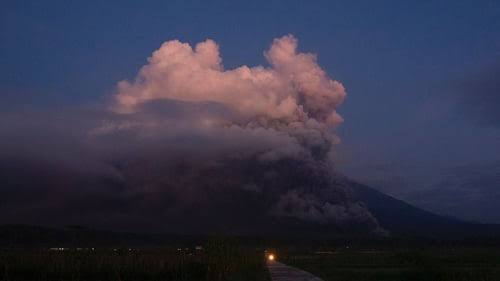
[4,154,500,239]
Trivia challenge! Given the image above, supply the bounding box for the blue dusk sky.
[1,0,500,224]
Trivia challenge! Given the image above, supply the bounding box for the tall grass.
[283,247,500,281]
[0,238,269,281]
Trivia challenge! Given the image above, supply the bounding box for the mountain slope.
[2,154,500,238]
[348,179,500,237]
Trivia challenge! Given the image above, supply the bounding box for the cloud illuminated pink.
[113,35,346,160]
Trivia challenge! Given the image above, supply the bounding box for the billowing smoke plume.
[0,35,384,235]
[113,35,345,160]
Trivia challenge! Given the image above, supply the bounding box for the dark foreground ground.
[0,238,270,281]
[282,247,500,281]
[4,244,500,281]
[3,227,500,281]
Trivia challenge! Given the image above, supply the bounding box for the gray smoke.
[0,35,383,235]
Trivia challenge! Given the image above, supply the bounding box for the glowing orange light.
[268,254,275,261]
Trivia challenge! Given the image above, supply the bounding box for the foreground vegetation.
[282,247,500,281]
[0,237,269,281]
[4,231,500,281]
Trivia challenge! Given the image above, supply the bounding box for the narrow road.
[267,260,324,281]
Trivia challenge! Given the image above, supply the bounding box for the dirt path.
[267,260,324,281]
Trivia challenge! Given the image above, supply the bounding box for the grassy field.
[0,238,270,281]
[282,247,500,281]
[4,233,500,281]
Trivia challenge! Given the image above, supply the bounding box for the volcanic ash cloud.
[113,35,346,160]
[0,35,384,234]
[102,35,382,233]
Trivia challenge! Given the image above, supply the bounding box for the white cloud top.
[114,35,346,159]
